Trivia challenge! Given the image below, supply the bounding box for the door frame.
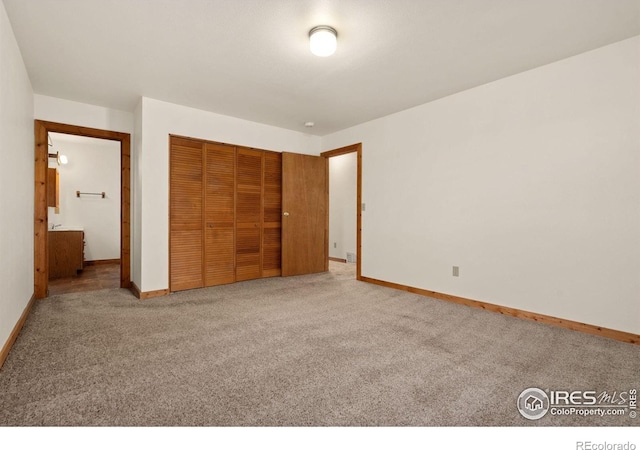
[34,120,131,298]
[320,143,362,280]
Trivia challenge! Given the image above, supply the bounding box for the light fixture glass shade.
[309,26,337,57]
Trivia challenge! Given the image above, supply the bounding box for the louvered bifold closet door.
[204,143,236,286]
[170,137,204,291]
[262,151,282,277]
[236,148,263,281]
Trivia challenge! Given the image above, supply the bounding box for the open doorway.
[34,120,131,299]
[321,144,362,280]
[46,133,121,295]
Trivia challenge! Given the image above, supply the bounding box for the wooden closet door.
[262,151,282,277]
[204,143,236,286]
[281,152,327,276]
[236,148,263,281]
[170,137,204,291]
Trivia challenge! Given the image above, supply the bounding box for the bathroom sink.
[50,226,84,231]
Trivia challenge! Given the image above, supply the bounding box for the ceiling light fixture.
[309,25,337,57]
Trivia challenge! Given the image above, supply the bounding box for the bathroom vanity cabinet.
[48,230,84,279]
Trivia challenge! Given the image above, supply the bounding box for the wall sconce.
[48,134,68,165]
[48,151,68,165]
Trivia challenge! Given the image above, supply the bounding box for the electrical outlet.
[453,266,459,277]
[334,242,337,248]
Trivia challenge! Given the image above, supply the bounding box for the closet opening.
[169,135,331,292]
[169,136,284,292]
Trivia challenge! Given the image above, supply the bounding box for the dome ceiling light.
[309,25,337,57]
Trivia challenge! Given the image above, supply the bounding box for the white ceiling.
[4,0,640,135]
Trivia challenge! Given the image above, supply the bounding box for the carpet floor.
[1,262,638,426]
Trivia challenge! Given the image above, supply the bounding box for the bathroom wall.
[48,133,121,261]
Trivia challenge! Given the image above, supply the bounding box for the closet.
[169,136,282,292]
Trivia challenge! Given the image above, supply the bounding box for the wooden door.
[170,137,204,291]
[281,152,327,276]
[236,147,263,281]
[262,151,282,277]
[204,143,236,286]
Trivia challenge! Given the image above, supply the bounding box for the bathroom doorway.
[46,133,121,295]
[34,120,131,298]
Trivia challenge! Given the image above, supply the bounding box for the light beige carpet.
[0,262,638,426]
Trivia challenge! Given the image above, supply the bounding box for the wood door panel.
[236,192,261,223]
[170,139,204,291]
[170,229,203,291]
[263,152,282,276]
[205,143,235,223]
[236,224,260,281]
[262,224,281,276]
[170,144,203,229]
[205,228,235,286]
[263,202,281,224]
[236,256,261,281]
[236,148,263,281]
[204,143,236,286]
[281,152,327,276]
[236,149,262,188]
[263,225,281,245]
[263,152,282,224]
[236,226,260,253]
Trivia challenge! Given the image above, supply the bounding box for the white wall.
[34,94,134,135]
[329,152,357,261]
[34,95,135,279]
[132,99,143,288]
[321,36,640,334]
[0,2,34,350]
[48,134,120,261]
[137,97,322,292]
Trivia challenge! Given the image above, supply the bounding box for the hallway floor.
[48,262,120,296]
